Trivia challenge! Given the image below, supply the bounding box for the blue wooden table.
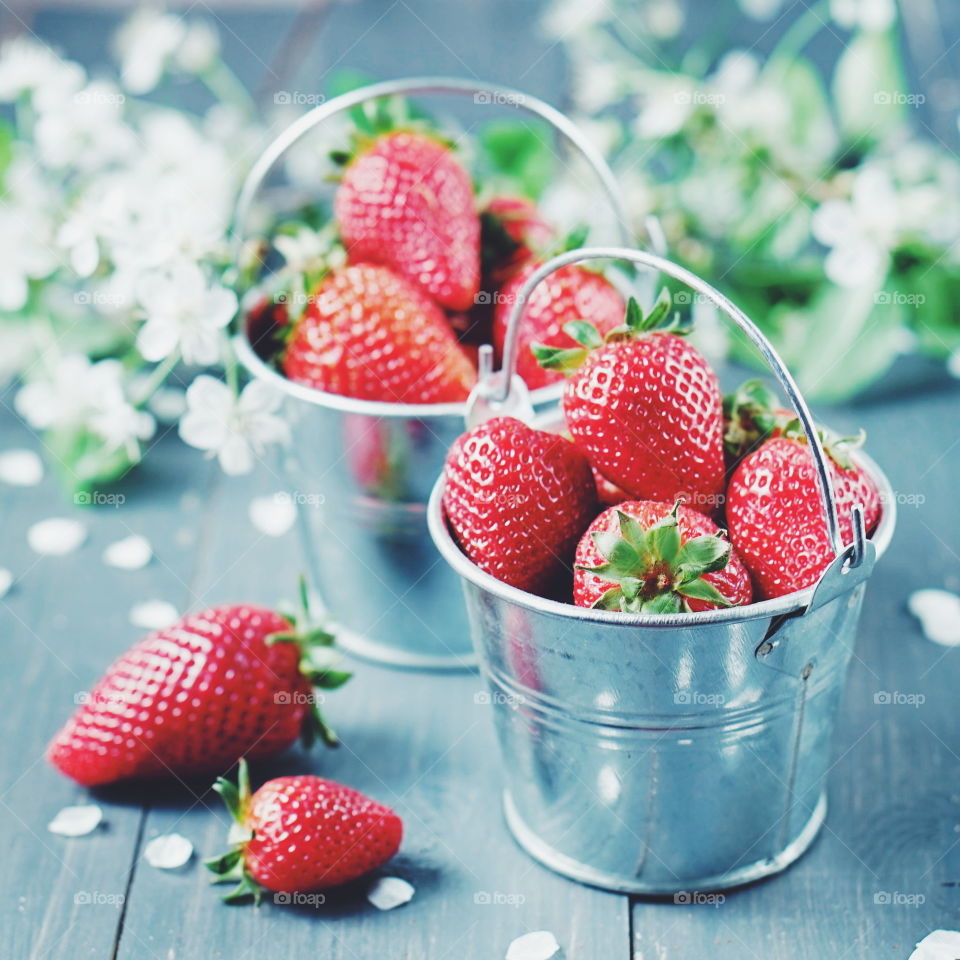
[3,4,960,958]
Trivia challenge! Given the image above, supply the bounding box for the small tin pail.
[427,247,897,890]
[232,78,643,670]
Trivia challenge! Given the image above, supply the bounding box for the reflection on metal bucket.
[428,245,897,890]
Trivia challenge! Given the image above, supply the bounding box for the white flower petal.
[103,535,153,570]
[143,833,193,869]
[48,804,103,837]
[137,317,181,363]
[249,494,297,537]
[130,600,179,630]
[179,411,230,453]
[0,449,44,486]
[909,930,960,960]
[28,518,87,556]
[908,589,960,647]
[217,434,254,476]
[506,931,561,960]
[0,568,12,598]
[148,387,187,424]
[367,876,415,911]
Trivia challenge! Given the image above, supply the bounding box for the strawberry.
[207,759,402,902]
[480,195,554,286]
[574,500,752,613]
[282,263,476,403]
[494,260,625,391]
[535,292,726,509]
[442,416,597,593]
[47,591,349,787]
[723,379,796,467]
[335,131,481,310]
[726,430,882,599]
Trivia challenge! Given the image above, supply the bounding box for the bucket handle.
[229,76,638,270]
[484,245,867,567]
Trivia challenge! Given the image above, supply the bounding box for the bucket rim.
[426,424,897,628]
[233,292,563,421]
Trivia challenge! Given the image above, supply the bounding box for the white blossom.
[274,228,330,274]
[543,0,611,37]
[811,167,899,287]
[136,261,237,366]
[831,0,896,32]
[15,355,155,459]
[179,376,289,476]
[0,37,85,109]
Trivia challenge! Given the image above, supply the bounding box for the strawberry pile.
[250,107,624,404]
[442,293,882,611]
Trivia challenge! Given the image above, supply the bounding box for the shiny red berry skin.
[47,606,308,787]
[442,417,598,593]
[493,262,625,391]
[282,263,476,404]
[243,775,402,893]
[563,333,726,507]
[335,131,481,311]
[574,500,752,612]
[726,437,882,599]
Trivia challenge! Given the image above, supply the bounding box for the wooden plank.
[0,394,217,959]
[630,384,960,958]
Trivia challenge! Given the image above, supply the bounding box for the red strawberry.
[282,263,476,403]
[335,131,480,310]
[442,416,597,593]
[494,261,624,391]
[481,195,554,286]
[47,598,348,787]
[726,431,882,599]
[574,500,752,613]
[207,760,402,901]
[536,293,726,508]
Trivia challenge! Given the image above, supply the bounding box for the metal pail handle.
[229,76,644,276]
[479,245,876,607]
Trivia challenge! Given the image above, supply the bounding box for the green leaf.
[615,510,648,553]
[641,593,683,614]
[624,297,644,331]
[675,578,732,607]
[676,535,731,577]
[477,119,556,200]
[562,320,604,349]
[213,776,243,824]
[311,670,353,691]
[592,588,625,611]
[531,343,587,372]
[205,849,243,877]
[647,518,680,565]
[644,287,673,331]
[561,225,590,252]
[620,577,643,601]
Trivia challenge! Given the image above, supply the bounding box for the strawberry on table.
[442,416,597,594]
[207,759,402,902]
[535,292,726,509]
[47,592,349,787]
[574,500,752,613]
[494,260,625,391]
[282,263,476,403]
[335,130,481,311]
[726,427,881,599]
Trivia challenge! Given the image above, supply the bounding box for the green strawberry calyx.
[577,501,734,614]
[723,378,795,461]
[780,420,868,472]
[205,758,265,905]
[266,576,351,749]
[532,289,688,375]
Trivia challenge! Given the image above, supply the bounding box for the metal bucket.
[427,246,897,890]
[232,79,642,670]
